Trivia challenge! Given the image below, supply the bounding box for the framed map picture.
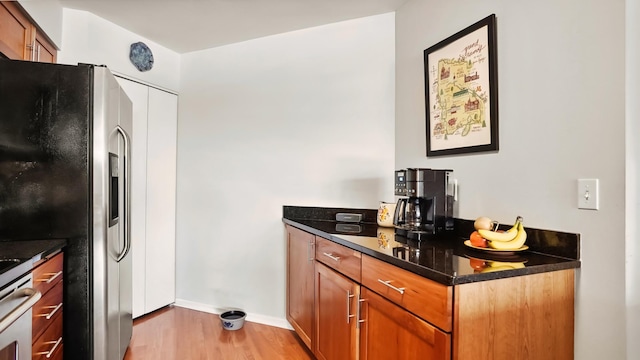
[424,14,498,157]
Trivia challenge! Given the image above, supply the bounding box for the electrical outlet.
[577,179,599,210]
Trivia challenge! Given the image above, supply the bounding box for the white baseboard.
[173,298,294,330]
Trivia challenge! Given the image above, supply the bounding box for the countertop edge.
[0,239,68,290]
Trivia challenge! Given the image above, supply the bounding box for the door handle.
[346,290,355,324]
[0,288,42,333]
[115,125,131,263]
[356,295,365,329]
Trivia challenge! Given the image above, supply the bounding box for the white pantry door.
[117,77,178,318]
[145,86,178,313]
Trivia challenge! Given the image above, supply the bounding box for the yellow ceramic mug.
[377,201,396,227]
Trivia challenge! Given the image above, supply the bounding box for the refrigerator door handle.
[115,125,132,263]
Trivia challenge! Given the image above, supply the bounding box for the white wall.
[175,14,396,323]
[58,9,180,92]
[19,0,63,48]
[626,0,640,356]
[396,0,626,359]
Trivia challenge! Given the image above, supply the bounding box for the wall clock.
[129,42,154,72]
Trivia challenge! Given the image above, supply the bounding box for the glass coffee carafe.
[404,196,432,230]
[393,196,433,230]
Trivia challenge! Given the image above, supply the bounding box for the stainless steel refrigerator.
[0,60,133,360]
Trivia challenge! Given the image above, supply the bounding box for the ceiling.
[59,0,408,54]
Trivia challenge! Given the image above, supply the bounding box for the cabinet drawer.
[32,310,63,360]
[361,254,452,332]
[315,237,361,282]
[32,280,63,341]
[33,252,63,296]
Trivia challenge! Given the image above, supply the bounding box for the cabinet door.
[286,225,315,349]
[0,1,32,60]
[33,31,56,63]
[359,287,451,360]
[314,262,358,360]
[117,78,149,318]
[145,87,178,313]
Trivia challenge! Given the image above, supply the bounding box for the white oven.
[0,269,41,360]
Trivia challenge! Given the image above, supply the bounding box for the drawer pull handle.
[38,271,62,284]
[323,253,340,262]
[377,279,405,295]
[346,291,355,323]
[38,302,63,320]
[36,336,62,358]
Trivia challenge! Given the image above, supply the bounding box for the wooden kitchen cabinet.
[316,246,450,360]
[285,225,576,360]
[32,252,64,360]
[286,225,315,350]
[32,277,62,341]
[359,287,450,360]
[0,1,57,62]
[0,1,31,60]
[32,312,63,360]
[314,262,359,360]
[453,270,575,359]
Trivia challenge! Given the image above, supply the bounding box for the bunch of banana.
[477,216,527,250]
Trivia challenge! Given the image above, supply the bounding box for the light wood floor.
[123,305,314,360]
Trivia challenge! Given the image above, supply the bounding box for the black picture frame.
[423,14,498,157]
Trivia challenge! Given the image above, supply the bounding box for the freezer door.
[92,66,133,360]
[117,90,133,359]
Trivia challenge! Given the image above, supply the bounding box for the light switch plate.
[577,179,599,210]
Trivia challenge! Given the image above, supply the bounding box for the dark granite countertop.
[283,206,581,286]
[0,239,67,290]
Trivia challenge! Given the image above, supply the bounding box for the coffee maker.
[393,168,455,240]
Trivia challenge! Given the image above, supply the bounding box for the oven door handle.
[0,288,42,333]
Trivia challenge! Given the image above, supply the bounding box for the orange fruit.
[470,231,488,248]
